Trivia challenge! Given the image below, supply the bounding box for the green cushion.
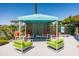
[13,40,32,49]
[47,37,64,49]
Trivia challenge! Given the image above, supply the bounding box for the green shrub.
[0,36,10,46]
[64,25,75,35]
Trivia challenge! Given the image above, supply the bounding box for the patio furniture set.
[13,36,64,52]
[13,14,64,52]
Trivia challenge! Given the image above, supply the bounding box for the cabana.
[13,14,64,52]
[17,14,59,41]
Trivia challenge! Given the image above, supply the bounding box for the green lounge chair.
[47,37,64,50]
[13,40,33,51]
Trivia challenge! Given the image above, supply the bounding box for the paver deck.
[0,35,79,56]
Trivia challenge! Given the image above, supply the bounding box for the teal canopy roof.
[18,14,59,23]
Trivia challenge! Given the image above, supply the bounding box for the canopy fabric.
[18,14,59,23]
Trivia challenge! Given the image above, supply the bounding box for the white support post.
[19,21,23,53]
[56,21,58,50]
[56,21,58,39]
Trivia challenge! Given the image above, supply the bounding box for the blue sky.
[0,3,79,25]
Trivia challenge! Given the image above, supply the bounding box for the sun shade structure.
[18,14,59,23]
[15,14,60,41]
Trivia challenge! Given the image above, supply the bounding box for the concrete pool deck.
[0,35,79,56]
